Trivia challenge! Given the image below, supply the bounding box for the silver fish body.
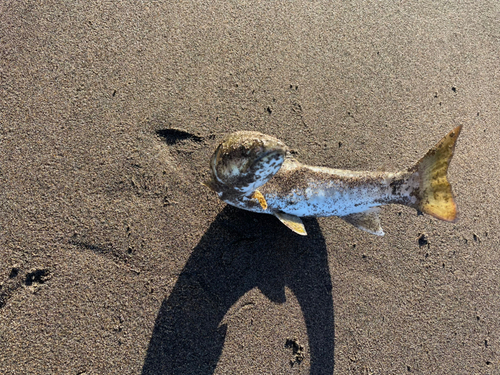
[205,128,462,236]
[232,162,415,216]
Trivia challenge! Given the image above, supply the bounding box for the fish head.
[205,131,288,197]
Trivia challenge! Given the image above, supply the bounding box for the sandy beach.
[1,1,499,373]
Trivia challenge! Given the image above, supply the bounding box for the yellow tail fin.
[410,126,462,222]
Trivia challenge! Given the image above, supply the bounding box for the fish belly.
[265,184,387,218]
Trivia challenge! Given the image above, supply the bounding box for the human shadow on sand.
[142,205,335,374]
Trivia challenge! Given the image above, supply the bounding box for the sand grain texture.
[1,1,499,374]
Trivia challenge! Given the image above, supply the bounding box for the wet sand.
[1,1,499,374]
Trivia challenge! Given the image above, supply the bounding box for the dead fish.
[203,127,462,236]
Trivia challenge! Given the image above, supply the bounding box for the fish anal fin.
[275,212,307,236]
[341,207,384,236]
[251,190,268,210]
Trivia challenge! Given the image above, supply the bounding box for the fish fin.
[251,190,268,210]
[341,207,385,236]
[410,125,462,222]
[274,212,307,236]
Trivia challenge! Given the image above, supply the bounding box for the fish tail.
[409,126,462,221]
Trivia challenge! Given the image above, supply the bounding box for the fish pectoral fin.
[251,190,268,210]
[274,212,307,236]
[341,207,384,236]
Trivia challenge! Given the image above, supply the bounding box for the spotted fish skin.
[233,161,417,217]
[205,131,288,201]
[204,127,462,236]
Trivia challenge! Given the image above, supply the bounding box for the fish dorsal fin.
[341,207,384,236]
[274,212,307,236]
